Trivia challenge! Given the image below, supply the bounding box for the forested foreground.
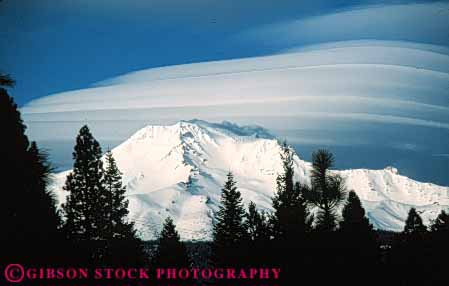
[1,79,449,286]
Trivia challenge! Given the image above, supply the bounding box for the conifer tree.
[244,201,273,274]
[339,191,374,235]
[271,142,311,241]
[63,131,146,265]
[339,191,378,276]
[2,87,31,243]
[1,87,61,262]
[399,207,428,265]
[428,210,449,284]
[153,217,190,267]
[102,150,146,266]
[430,210,449,233]
[245,201,271,242]
[390,208,431,285]
[305,149,345,232]
[62,125,106,240]
[149,217,192,285]
[27,142,62,239]
[103,150,135,239]
[212,172,247,266]
[403,208,427,234]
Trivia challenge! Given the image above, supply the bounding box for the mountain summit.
[52,120,449,240]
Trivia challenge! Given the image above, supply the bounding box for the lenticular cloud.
[22,40,449,137]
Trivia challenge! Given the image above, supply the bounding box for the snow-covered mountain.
[22,40,449,187]
[52,120,449,240]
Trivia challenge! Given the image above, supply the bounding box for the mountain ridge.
[52,120,449,240]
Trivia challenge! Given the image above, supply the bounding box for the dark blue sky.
[1,0,443,106]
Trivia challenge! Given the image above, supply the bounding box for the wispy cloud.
[432,154,449,158]
[238,2,449,50]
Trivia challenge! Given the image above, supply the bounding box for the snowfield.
[51,120,449,240]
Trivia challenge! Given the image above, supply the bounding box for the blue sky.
[2,0,448,185]
[1,0,447,106]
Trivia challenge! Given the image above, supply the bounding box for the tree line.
[1,79,448,285]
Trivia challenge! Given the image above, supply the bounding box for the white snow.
[51,120,449,240]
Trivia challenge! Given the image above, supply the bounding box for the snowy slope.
[52,120,449,240]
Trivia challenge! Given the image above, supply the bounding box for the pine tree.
[212,172,247,266]
[1,88,31,243]
[0,87,61,262]
[63,131,146,265]
[403,208,427,234]
[245,201,270,242]
[62,125,106,241]
[390,208,431,285]
[339,191,374,235]
[26,142,62,239]
[153,217,190,267]
[268,144,315,285]
[305,149,345,232]
[243,201,273,274]
[271,142,311,241]
[430,210,449,233]
[428,210,449,284]
[149,217,192,285]
[339,191,378,279]
[103,150,135,239]
[400,207,428,265]
[101,150,146,266]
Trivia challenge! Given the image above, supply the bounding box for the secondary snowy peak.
[53,121,448,240]
[339,167,448,206]
[337,167,449,231]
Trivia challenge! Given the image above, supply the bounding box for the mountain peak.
[129,120,273,145]
[183,119,274,139]
[384,166,399,175]
[52,120,449,240]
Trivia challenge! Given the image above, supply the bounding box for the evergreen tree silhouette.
[430,210,449,233]
[339,191,375,235]
[102,150,146,266]
[61,125,112,265]
[1,87,31,244]
[305,149,345,232]
[0,87,61,263]
[245,201,270,242]
[212,172,247,266]
[27,142,62,240]
[429,210,449,284]
[153,217,190,266]
[62,125,106,241]
[271,142,311,241]
[403,207,427,234]
[151,217,192,285]
[339,191,379,285]
[103,150,135,239]
[292,150,346,285]
[389,207,430,286]
[243,201,274,285]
